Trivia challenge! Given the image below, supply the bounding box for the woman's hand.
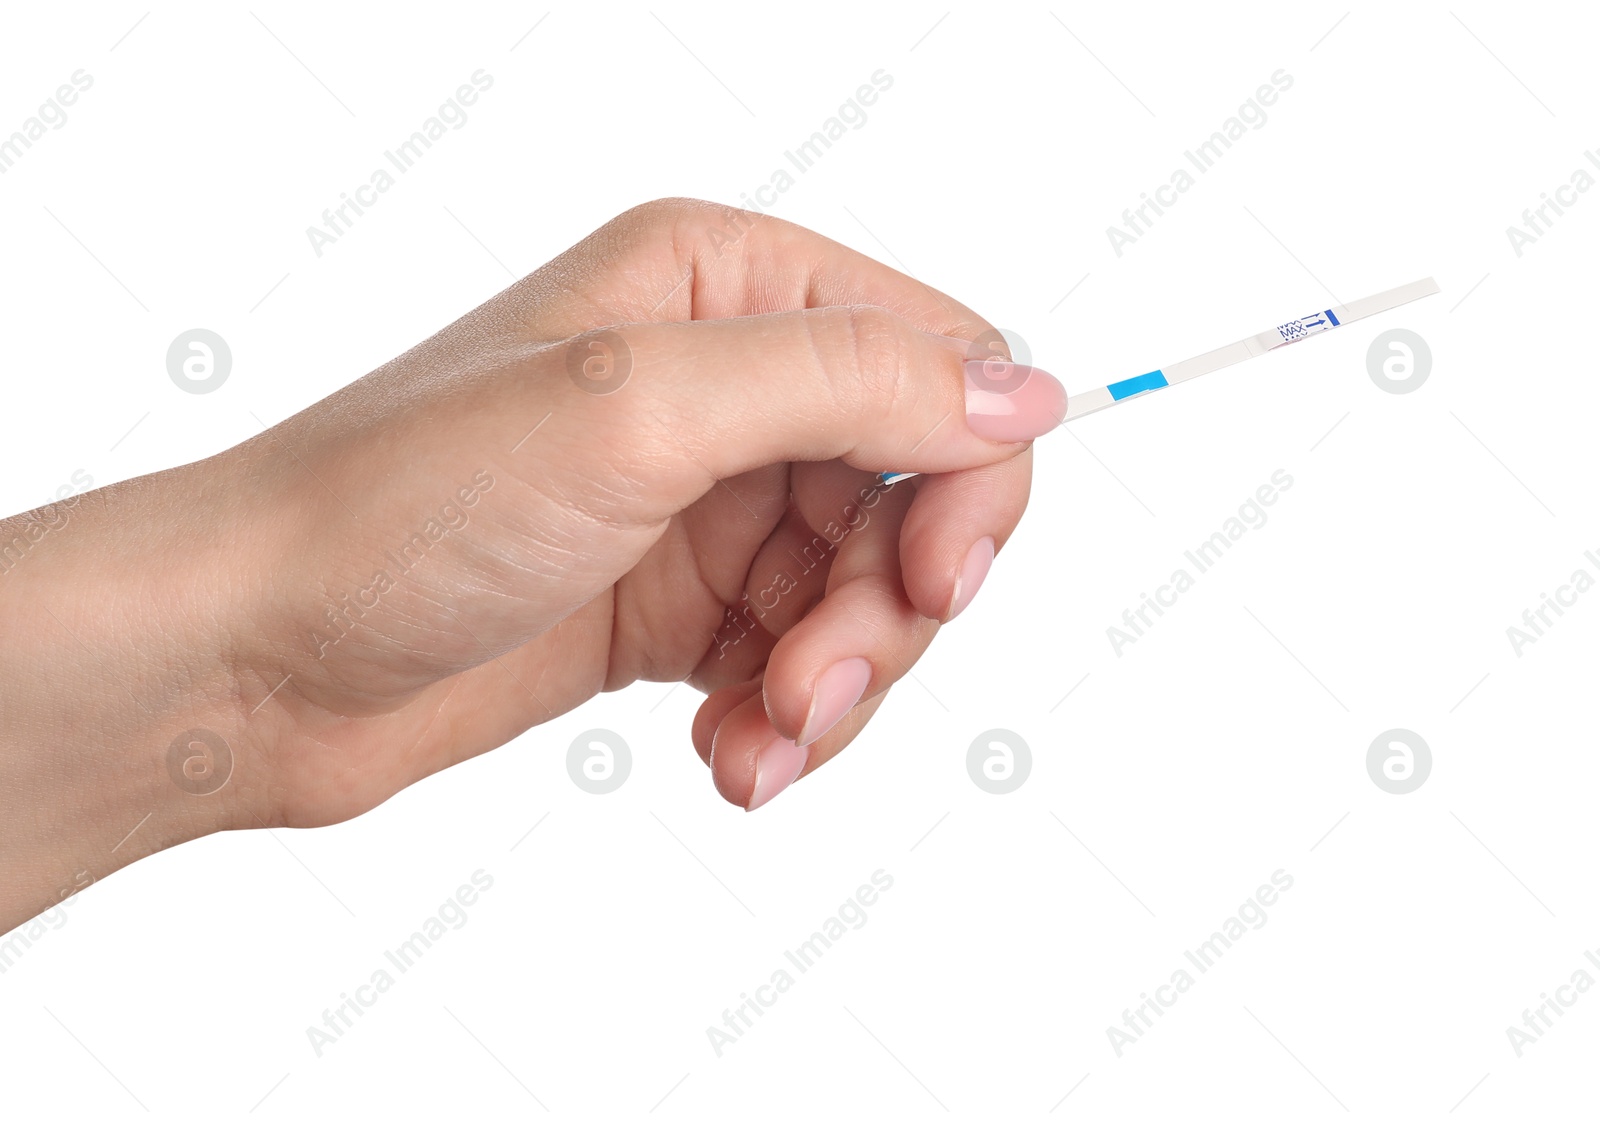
[0,198,1063,929]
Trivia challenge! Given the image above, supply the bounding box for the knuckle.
[617,196,715,235]
[627,197,766,263]
[834,304,913,416]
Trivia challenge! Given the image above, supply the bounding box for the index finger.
[426,197,1003,353]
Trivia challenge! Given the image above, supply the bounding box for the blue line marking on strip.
[1325,308,1339,326]
[1107,369,1169,401]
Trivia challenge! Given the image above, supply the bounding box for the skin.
[0,198,1046,932]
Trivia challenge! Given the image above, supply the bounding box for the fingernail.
[746,737,807,812]
[964,362,1066,442]
[948,536,995,620]
[797,657,872,746]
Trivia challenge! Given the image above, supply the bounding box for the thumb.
[541,304,1066,520]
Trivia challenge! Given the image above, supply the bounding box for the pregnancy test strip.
[878,277,1439,487]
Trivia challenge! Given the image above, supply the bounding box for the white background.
[0,1,1595,1119]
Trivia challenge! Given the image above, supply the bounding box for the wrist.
[0,460,274,929]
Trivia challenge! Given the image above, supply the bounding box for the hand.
[0,198,1064,929]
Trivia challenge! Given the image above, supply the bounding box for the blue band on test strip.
[1107,369,1168,401]
[1325,308,1339,326]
